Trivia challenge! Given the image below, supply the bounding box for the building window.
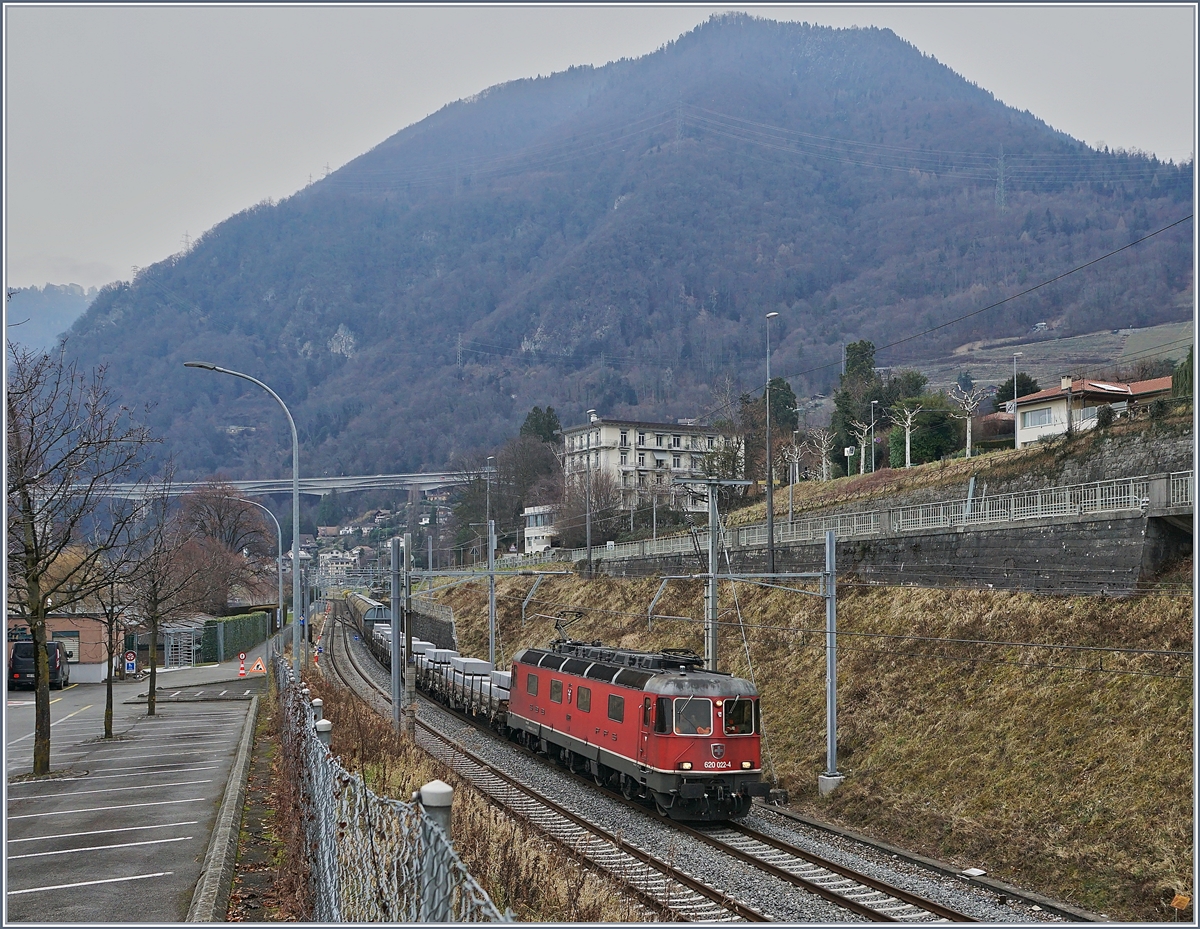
[637,431,646,446]
[672,434,681,448]
[672,454,681,468]
[620,452,628,465]
[707,435,715,449]
[1021,408,1053,429]
[655,434,664,447]
[637,453,645,466]
[620,430,628,447]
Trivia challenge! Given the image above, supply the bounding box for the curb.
[186,694,260,922]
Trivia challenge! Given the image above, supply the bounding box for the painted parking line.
[49,746,235,761]
[27,765,221,783]
[171,691,182,696]
[10,835,194,860]
[9,797,205,819]
[6,706,95,745]
[8,872,173,895]
[8,778,213,800]
[8,821,200,844]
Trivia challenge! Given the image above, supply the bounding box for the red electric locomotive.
[506,637,770,820]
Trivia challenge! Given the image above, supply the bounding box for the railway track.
[324,608,765,922]
[324,607,981,923]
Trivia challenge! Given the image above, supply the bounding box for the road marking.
[7,871,173,894]
[7,766,219,785]
[8,798,204,819]
[7,695,65,708]
[193,690,203,695]
[9,778,213,799]
[10,835,194,860]
[171,691,182,697]
[243,689,251,695]
[6,705,95,745]
[219,690,227,696]
[8,821,199,843]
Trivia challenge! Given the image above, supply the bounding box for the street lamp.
[1012,352,1023,449]
[232,497,284,661]
[869,399,878,473]
[185,362,301,680]
[764,312,779,575]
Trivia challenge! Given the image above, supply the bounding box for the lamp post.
[869,399,878,473]
[1012,352,1023,449]
[764,312,779,575]
[232,497,284,661]
[185,362,301,679]
[585,410,595,575]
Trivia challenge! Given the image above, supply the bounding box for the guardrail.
[1171,471,1193,507]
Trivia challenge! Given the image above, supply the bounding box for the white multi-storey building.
[561,411,731,513]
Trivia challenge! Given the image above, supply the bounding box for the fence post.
[312,698,323,722]
[316,718,332,748]
[418,780,455,922]
[216,622,225,664]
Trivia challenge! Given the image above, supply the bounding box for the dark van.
[8,641,71,690]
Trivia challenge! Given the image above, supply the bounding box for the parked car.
[8,640,71,690]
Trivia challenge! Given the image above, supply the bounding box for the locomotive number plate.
[703,760,732,769]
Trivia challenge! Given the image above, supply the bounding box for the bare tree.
[6,343,155,774]
[806,428,836,481]
[557,469,623,549]
[949,386,989,459]
[848,420,871,476]
[92,560,136,739]
[125,479,222,716]
[887,403,924,469]
[180,479,273,613]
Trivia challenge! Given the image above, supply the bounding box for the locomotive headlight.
[741,761,753,769]
[679,761,693,770]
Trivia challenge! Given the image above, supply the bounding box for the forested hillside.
[8,284,97,352]
[64,14,1193,480]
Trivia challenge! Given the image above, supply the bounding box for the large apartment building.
[561,411,731,513]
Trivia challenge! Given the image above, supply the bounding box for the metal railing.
[1171,471,1193,507]
[531,470,1193,564]
[274,659,508,922]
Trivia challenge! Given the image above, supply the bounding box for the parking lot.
[6,679,255,921]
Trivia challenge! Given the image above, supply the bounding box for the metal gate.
[164,622,203,669]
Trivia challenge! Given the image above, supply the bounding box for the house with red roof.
[1013,376,1172,448]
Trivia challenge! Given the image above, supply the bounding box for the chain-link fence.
[273,657,509,922]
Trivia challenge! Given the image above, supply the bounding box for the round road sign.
[239,651,247,661]
[124,651,137,663]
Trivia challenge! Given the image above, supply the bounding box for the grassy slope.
[439,567,1193,920]
[725,411,1193,527]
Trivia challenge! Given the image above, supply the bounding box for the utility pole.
[765,312,779,575]
[390,537,401,730]
[585,410,595,575]
[403,532,415,740]
[487,519,496,666]
[995,145,1007,213]
[819,530,844,795]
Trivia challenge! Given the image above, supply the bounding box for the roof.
[1015,375,1174,407]
[563,417,718,435]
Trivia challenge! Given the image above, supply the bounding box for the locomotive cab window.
[576,685,591,712]
[654,697,672,733]
[550,679,563,703]
[526,673,538,696]
[723,696,755,735]
[673,696,713,736]
[607,694,624,723]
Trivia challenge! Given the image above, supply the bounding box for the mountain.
[7,283,98,352]
[63,14,1193,481]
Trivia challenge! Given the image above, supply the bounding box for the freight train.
[357,611,769,821]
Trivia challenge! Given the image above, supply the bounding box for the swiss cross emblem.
[711,743,725,759]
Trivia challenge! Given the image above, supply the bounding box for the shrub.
[1096,404,1115,428]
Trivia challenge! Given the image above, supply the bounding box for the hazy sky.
[4,4,1196,291]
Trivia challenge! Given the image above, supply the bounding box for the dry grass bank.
[439,569,1193,920]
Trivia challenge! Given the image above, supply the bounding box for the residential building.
[561,412,731,512]
[522,504,558,555]
[1013,376,1172,448]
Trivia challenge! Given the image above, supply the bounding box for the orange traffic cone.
[239,657,246,677]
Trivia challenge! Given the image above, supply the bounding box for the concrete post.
[418,779,454,923]
[404,532,416,741]
[311,697,323,722]
[390,537,402,731]
[315,718,332,748]
[819,529,845,797]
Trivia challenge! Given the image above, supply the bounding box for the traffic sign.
[124,651,137,663]
[249,657,266,673]
[239,652,247,661]
[125,659,137,673]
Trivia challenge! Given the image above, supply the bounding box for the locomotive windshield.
[722,696,755,735]
[673,696,713,735]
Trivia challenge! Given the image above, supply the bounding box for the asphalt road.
[5,650,270,921]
